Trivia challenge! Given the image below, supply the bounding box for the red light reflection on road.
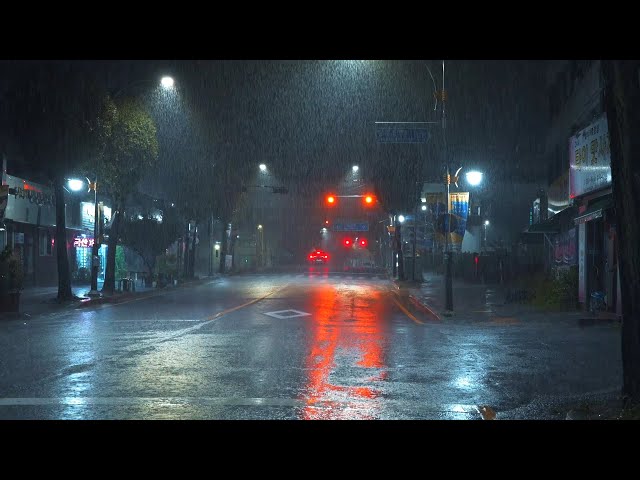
[301,284,388,419]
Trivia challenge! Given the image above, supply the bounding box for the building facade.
[528,60,620,314]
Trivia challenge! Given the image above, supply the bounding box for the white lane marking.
[264,309,311,319]
[0,397,483,415]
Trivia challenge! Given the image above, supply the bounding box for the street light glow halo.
[466,170,483,186]
[161,76,175,89]
[67,179,84,192]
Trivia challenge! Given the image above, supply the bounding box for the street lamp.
[465,170,483,186]
[484,219,490,247]
[67,179,84,192]
[259,164,267,172]
[160,76,175,89]
[352,165,359,173]
[398,215,405,223]
[257,224,264,268]
[66,177,99,295]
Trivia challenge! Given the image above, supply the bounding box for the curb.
[76,277,215,308]
[407,294,442,321]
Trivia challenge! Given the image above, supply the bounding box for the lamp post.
[484,219,490,248]
[88,175,100,296]
[67,177,101,296]
[257,224,264,268]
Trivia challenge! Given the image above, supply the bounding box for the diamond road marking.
[264,309,311,319]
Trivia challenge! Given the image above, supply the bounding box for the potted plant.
[0,246,24,313]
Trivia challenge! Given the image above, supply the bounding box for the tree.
[0,61,108,301]
[602,60,640,406]
[84,95,159,294]
[119,204,181,284]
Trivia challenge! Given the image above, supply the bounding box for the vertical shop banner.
[425,192,469,249]
[448,192,469,250]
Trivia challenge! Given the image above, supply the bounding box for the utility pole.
[443,60,453,312]
[412,194,418,281]
[208,213,213,276]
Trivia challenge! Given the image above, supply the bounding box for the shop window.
[39,230,53,256]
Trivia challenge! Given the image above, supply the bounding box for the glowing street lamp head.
[326,195,336,205]
[352,165,359,173]
[259,164,267,172]
[160,76,175,89]
[257,224,263,230]
[484,220,490,226]
[67,179,84,192]
[364,195,374,205]
[398,215,405,223]
[466,170,483,186]
[421,205,427,211]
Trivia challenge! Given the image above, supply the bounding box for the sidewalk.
[394,271,617,323]
[1,275,219,319]
[393,271,629,419]
[394,271,510,320]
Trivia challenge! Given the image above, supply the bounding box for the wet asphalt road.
[0,272,622,420]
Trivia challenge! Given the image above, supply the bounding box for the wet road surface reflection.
[300,282,390,419]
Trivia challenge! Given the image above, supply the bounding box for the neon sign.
[73,237,94,248]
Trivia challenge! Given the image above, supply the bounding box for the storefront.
[0,173,62,286]
[569,114,620,314]
[70,201,111,280]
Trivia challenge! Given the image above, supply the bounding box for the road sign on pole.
[376,127,430,144]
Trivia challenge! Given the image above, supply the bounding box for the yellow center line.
[205,283,291,321]
[392,296,424,325]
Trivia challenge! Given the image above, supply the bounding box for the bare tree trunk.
[602,60,640,405]
[189,221,197,278]
[183,220,190,278]
[219,219,230,274]
[102,204,121,294]
[54,176,72,301]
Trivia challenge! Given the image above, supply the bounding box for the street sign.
[376,127,430,144]
[333,222,369,232]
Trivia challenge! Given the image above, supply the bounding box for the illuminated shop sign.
[74,237,95,248]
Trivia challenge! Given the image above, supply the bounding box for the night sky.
[0,59,555,243]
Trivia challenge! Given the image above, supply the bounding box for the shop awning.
[574,196,614,225]
[525,206,576,234]
[526,220,559,234]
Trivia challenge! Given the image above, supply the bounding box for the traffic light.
[363,194,375,206]
[326,195,336,206]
